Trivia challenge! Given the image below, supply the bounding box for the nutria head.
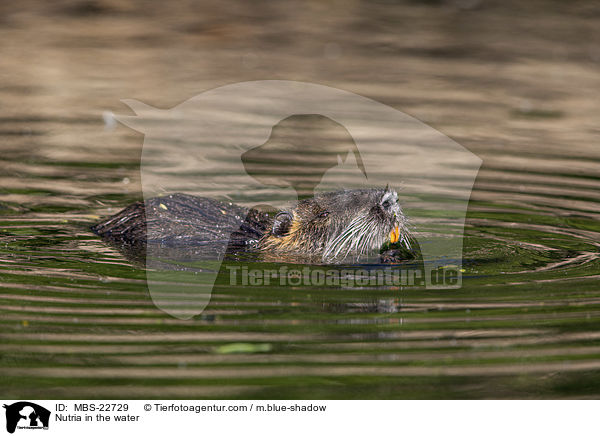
[260,187,410,261]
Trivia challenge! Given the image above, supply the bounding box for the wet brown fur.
[92,188,411,262]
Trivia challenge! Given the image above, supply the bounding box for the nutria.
[91,188,413,263]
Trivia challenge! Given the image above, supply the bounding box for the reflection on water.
[1,0,600,399]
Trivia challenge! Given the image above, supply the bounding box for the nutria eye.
[318,211,329,218]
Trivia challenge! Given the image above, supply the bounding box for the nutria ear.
[272,211,293,237]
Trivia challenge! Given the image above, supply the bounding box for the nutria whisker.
[324,214,378,260]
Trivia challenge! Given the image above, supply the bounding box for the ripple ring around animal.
[91,187,415,263]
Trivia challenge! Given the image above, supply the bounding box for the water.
[1,0,600,399]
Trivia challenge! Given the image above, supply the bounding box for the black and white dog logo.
[3,402,50,434]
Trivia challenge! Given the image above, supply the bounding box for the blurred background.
[2,0,599,182]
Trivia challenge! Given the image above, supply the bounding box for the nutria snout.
[260,188,410,260]
[92,187,413,263]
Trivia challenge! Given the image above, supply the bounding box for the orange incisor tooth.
[390,225,399,243]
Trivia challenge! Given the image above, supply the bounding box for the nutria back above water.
[92,188,414,263]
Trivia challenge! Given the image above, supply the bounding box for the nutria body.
[92,188,412,262]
